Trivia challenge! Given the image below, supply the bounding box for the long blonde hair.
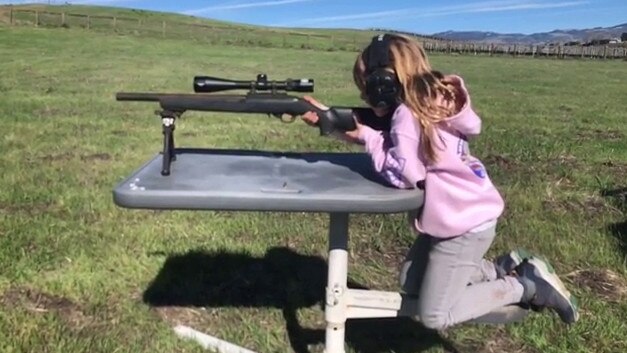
[353,34,458,164]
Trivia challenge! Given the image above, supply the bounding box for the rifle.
[116,74,389,176]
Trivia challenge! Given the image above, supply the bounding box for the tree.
[621,32,627,42]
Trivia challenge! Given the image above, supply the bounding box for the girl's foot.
[515,257,579,324]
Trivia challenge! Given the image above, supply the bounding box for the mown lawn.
[0,25,625,353]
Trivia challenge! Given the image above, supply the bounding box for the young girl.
[300,33,579,329]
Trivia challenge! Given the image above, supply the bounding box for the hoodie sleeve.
[357,106,426,189]
[443,75,482,137]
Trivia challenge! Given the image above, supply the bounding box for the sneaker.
[494,248,534,278]
[515,257,579,324]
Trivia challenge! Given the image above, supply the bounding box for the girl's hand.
[301,95,362,143]
[300,95,328,127]
[344,122,362,142]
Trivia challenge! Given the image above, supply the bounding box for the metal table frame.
[113,148,425,353]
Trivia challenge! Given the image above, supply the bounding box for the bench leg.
[325,212,349,353]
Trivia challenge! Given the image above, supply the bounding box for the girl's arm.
[357,124,426,189]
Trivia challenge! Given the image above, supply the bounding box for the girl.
[300,33,579,329]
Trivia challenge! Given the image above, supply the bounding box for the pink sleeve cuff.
[357,125,380,144]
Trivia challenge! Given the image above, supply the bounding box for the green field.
[1,14,626,353]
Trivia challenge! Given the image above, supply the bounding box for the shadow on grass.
[142,246,459,353]
[601,187,626,258]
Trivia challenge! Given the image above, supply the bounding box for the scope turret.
[193,73,314,93]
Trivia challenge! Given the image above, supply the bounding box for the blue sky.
[3,0,626,34]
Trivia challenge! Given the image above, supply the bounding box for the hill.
[433,23,627,45]
[2,4,625,59]
[0,3,441,51]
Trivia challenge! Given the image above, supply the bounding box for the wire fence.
[3,8,627,60]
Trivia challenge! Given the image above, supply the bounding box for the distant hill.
[432,23,627,45]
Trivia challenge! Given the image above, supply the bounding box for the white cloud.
[273,0,590,26]
[182,0,314,16]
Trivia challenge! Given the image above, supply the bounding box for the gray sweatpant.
[399,223,528,330]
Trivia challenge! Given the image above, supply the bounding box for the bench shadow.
[601,187,626,258]
[142,246,459,353]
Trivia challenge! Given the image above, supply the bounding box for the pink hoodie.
[357,75,504,238]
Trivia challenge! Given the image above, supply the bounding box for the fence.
[3,8,627,60]
[423,41,627,60]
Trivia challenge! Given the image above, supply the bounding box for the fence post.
[162,21,166,37]
[61,12,65,26]
[35,10,39,27]
[9,7,13,25]
[603,45,608,59]
[87,15,90,29]
[113,16,116,29]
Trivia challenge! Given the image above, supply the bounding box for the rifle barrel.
[116,92,164,101]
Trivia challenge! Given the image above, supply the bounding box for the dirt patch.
[538,154,581,178]
[1,286,94,331]
[41,152,111,163]
[0,201,55,216]
[565,268,627,303]
[451,327,539,353]
[551,154,579,167]
[0,201,73,220]
[483,154,520,172]
[80,153,111,161]
[601,187,627,212]
[182,131,199,137]
[150,305,219,328]
[41,152,74,162]
[35,106,62,118]
[600,161,627,181]
[558,104,574,113]
[542,194,614,218]
[576,129,624,141]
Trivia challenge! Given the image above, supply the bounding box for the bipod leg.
[158,110,178,176]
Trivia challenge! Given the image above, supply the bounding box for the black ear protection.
[364,34,401,109]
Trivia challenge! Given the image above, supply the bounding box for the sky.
[2,0,626,34]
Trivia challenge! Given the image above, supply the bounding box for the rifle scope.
[193,73,314,93]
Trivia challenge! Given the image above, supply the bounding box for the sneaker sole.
[527,257,579,323]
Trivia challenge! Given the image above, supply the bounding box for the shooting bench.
[113,147,424,353]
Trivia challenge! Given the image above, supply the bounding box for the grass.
[1,22,626,353]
